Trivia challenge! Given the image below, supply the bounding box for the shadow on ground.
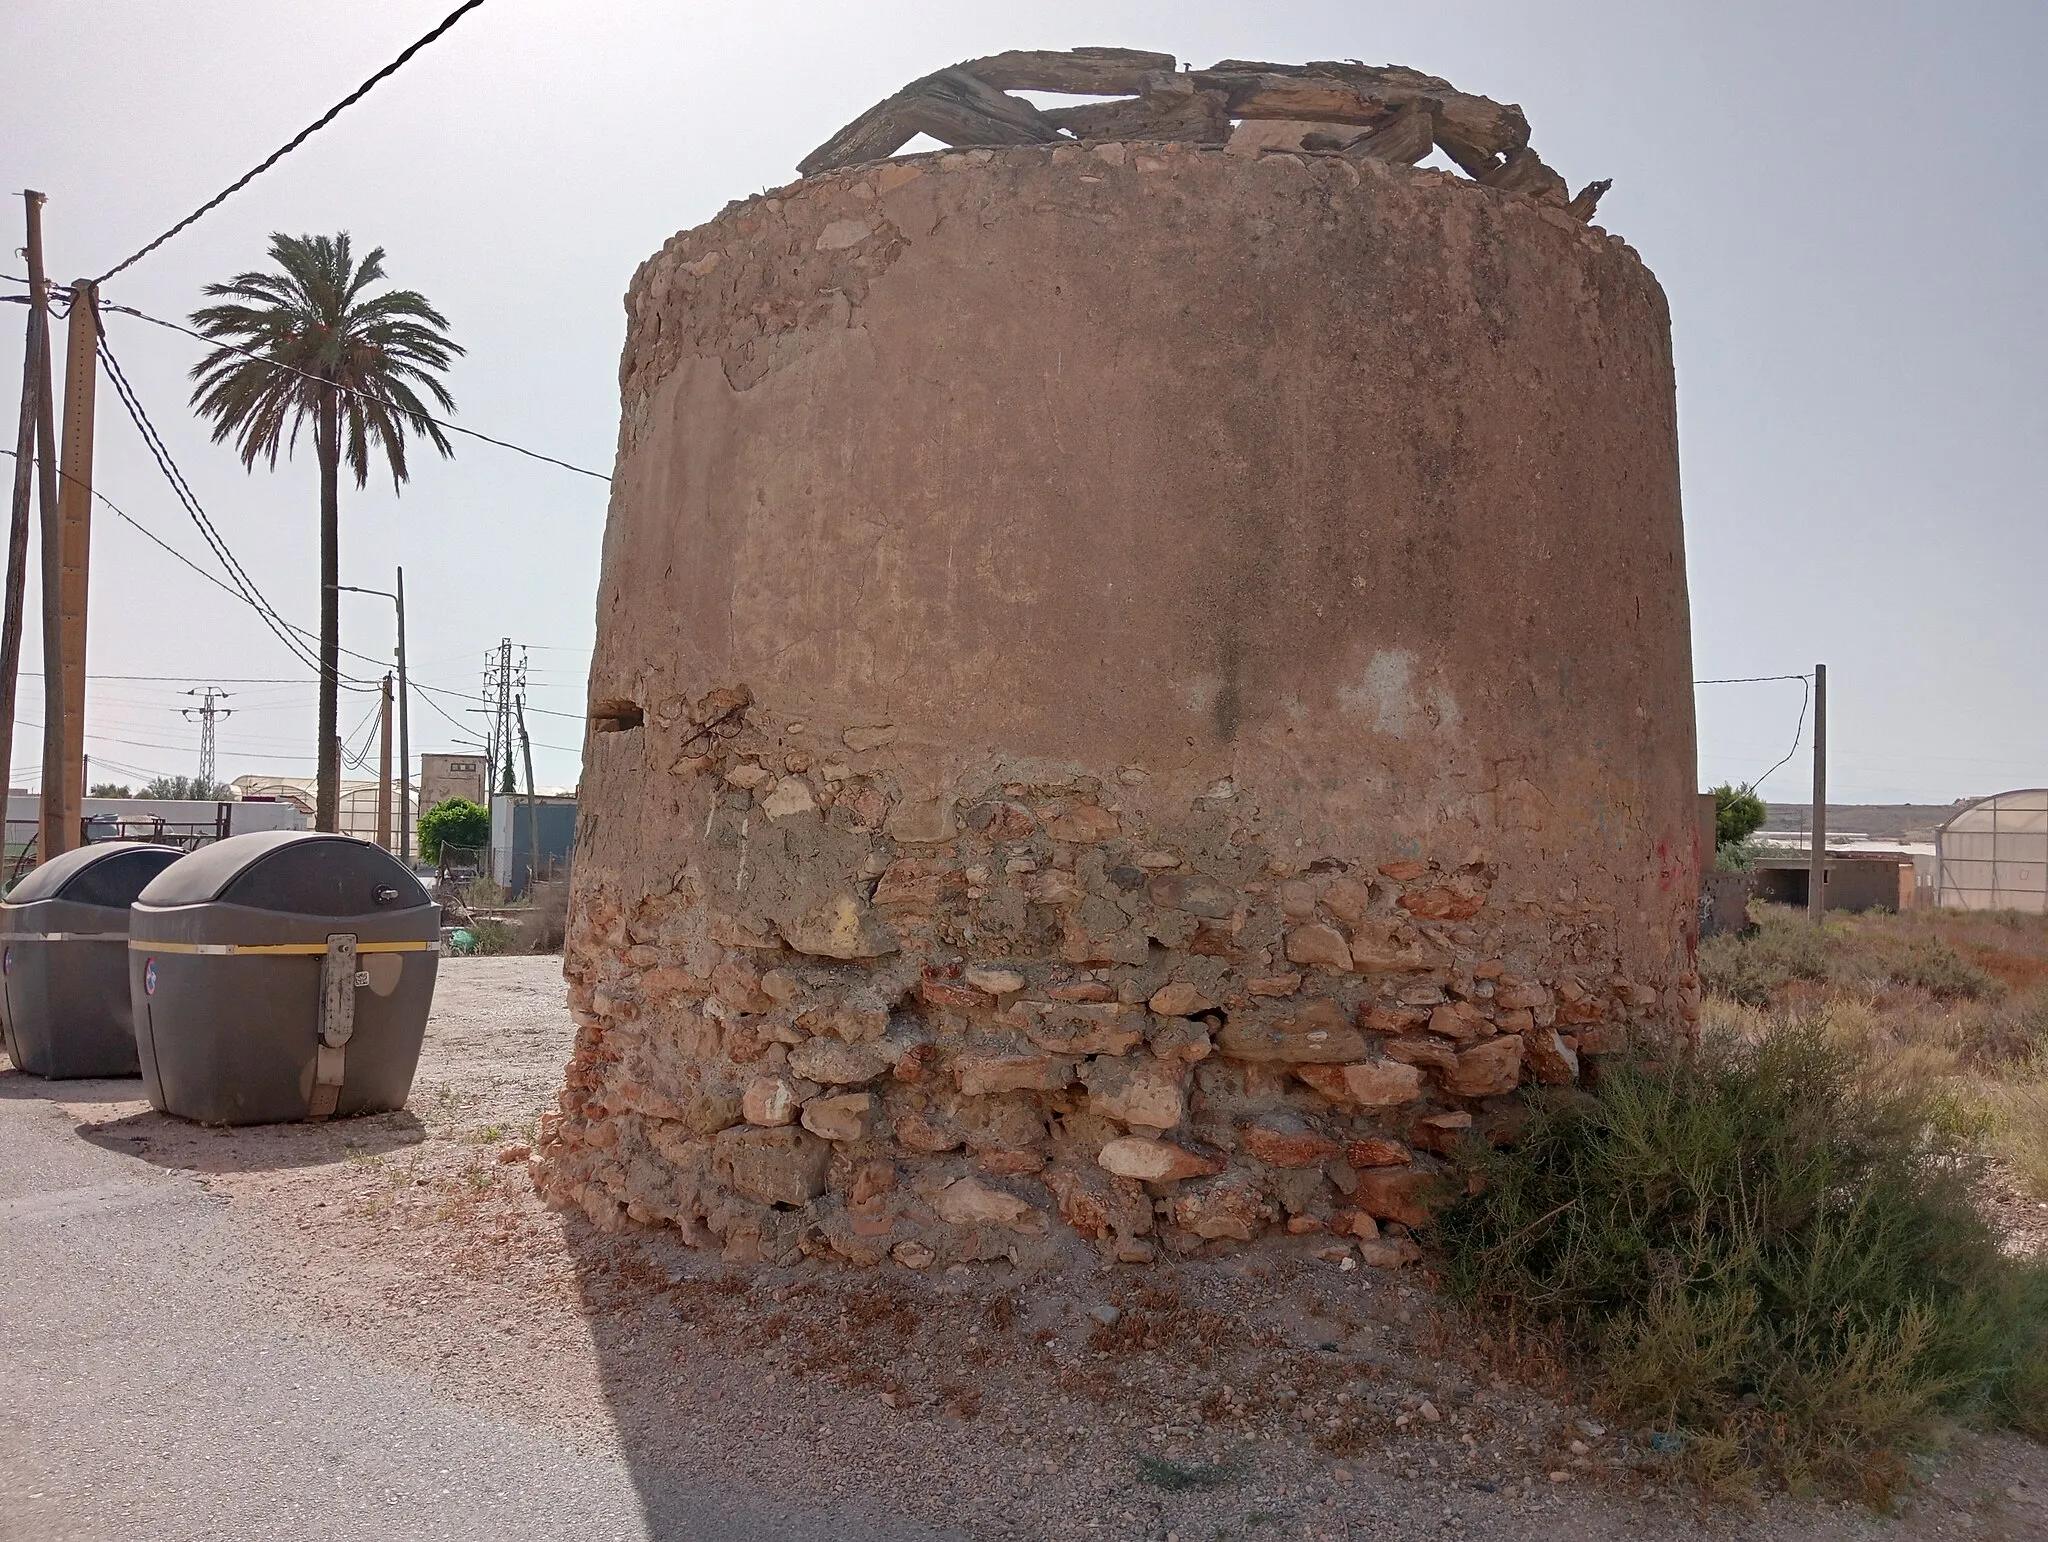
[551,1212,980,1542]
[1,1067,427,1172]
[0,1066,135,1101]
[75,1106,428,1173]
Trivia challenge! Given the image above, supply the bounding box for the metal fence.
[4,810,235,889]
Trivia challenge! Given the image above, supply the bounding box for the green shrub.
[1435,1022,2048,1500]
[466,918,516,955]
[1711,783,1768,851]
[418,797,490,864]
[1698,911,1831,1005]
[1884,938,2002,1001]
[1713,835,1769,873]
[1996,1287,2048,1441]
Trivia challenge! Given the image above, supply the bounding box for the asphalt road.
[0,1071,931,1542]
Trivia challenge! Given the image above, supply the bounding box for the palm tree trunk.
[315,392,340,832]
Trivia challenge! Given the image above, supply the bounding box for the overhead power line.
[412,678,582,721]
[1746,677,1811,791]
[12,715,315,764]
[339,696,385,771]
[95,332,371,685]
[94,0,493,284]
[91,335,400,684]
[1,444,361,673]
[1694,673,1813,686]
[100,302,611,483]
[1696,671,1813,790]
[5,281,614,483]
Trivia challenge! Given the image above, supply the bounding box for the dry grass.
[1702,904,2048,1200]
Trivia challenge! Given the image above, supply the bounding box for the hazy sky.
[2,1,2042,804]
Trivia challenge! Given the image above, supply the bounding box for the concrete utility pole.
[516,692,538,899]
[3,191,54,857]
[181,687,230,786]
[41,279,97,861]
[376,672,394,850]
[1808,662,1828,921]
[395,567,411,865]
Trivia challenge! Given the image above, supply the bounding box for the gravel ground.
[0,1057,916,1540]
[5,954,2044,1541]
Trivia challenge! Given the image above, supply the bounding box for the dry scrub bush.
[1700,908,2001,1008]
[1700,905,2048,1200]
[1435,1023,2048,1501]
[518,881,569,953]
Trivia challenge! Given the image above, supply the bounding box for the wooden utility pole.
[2,192,52,866]
[516,693,538,900]
[395,567,411,865]
[40,280,96,861]
[1808,663,1828,921]
[375,672,394,850]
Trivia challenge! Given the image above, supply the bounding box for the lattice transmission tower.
[182,687,232,786]
[481,639,527,794]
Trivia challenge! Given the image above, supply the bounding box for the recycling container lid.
[3,840,187,908]
[134,830,432,917]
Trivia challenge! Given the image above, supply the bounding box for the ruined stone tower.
[537,52,1697,1268]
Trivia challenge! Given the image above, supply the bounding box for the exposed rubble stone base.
[538,704,1697,1269]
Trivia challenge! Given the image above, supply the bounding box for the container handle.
[309,933,359,1119]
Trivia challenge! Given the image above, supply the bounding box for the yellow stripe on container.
[128,940,437,956]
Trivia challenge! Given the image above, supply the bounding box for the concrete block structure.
[537,53,1698,1269]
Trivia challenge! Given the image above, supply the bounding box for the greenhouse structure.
[1934,788,2048,912]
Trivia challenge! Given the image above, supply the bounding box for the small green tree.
[419,796,490,864]
[1710,782,1771,873]
[89,782,134,798]
[1712,783,1768,849]
[144,775,230,800]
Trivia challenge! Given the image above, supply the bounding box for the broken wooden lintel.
[800,69,1062,177]
[1481,145,1570,206]
[1192,61,1529,162]
[1301,100,1437,165]
[895,69,1063,148]
[1040,88,1231,145]
[1567,178,1613,222]
[957,46,1176,95]
[799,99,918,177]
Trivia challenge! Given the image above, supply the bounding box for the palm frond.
[186,228,459,492]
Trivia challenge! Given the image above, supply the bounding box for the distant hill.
[1764,803,1972,842]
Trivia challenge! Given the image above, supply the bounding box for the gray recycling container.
[128,831,441,1124]
[0,841,185,1078]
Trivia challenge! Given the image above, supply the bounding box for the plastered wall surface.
[536,141,1697,1270]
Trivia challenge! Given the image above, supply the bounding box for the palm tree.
[188,232,461,832]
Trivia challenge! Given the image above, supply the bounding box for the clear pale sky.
[2,1,2041,803]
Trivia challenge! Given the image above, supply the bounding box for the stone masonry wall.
[535,139,1698,1272]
